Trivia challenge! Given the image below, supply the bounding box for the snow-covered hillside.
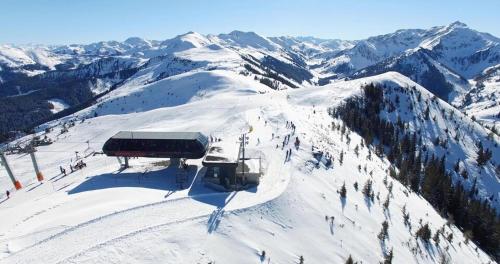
[361,72,498,207]
[1,71,497,263]
[462,65,500,128]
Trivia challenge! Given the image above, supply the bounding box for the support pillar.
[30,151,44,182]
[170,158,180,168]
[0,152,22,190]
[124,156,129,168]
[116,156,123,166]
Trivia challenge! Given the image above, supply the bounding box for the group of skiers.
[209,136,222,143]
[277,120,300,162]
[59,160,87,176]
[286,121,296,132]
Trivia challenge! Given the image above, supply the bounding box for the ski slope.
[0,71,496,263]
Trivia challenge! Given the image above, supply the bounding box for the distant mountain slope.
[1,22,500,140]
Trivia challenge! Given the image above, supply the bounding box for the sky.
[1,0,499,45]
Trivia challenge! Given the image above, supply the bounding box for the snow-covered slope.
[462,65,500,128]
[352,48,470,102]
[318,28,434,75]
[0,71,496,263]
[368,72,499,206]
[0,45,65,72]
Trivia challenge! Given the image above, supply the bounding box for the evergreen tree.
[416,223,432,243]
[340,182,347,198]
[345,255,354,264]
[378,220,389,241]
[382,248,393,264]
[383,194,390,210]
[476,144,492,166]
[433,230,440,245]
[362,179,373,198]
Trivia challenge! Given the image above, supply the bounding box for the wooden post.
[0,152,22,190]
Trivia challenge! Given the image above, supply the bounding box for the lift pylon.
[29,151,44,182]
[0,152,22,190]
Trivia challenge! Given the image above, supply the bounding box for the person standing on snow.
[6,190,10,199]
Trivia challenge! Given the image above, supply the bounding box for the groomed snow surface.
[0,71,496,263]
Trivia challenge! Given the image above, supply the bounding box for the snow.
[0,70,495,263]
[215,31,281,52]
[47,99,70,114]
[0,45,63,71]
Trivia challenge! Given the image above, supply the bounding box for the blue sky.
[1,0,499,44]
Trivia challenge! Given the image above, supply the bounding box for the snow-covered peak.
[447,20,468,30]
[418,21,500,78]
[159,31,212,53]
[268,36,355,57]
[216,30,280,51]
[124,37,152,48]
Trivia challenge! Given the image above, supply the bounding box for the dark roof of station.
[110,131,206,141]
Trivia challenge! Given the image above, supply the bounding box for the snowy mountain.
[269,36,355,58]
[1,71,498,263]
[1,24,500,263]
[313,22,499,128]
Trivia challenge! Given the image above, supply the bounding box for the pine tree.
[453,160,460,173]
[383,194,390,210]
[415,223,432,243]
[433,230,440,245]
[340,182,347,198]
[345,255,354,264]
[382,248,393,264]
[476,144,492,166]
[378,220,389,241]
[362,179,373,198]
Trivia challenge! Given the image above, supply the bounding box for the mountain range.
[1,21,498,140]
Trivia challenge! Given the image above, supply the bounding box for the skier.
[6,190,10,199]
[59,166,64,174]
[295,136,300,149]
[70,164,74,173]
